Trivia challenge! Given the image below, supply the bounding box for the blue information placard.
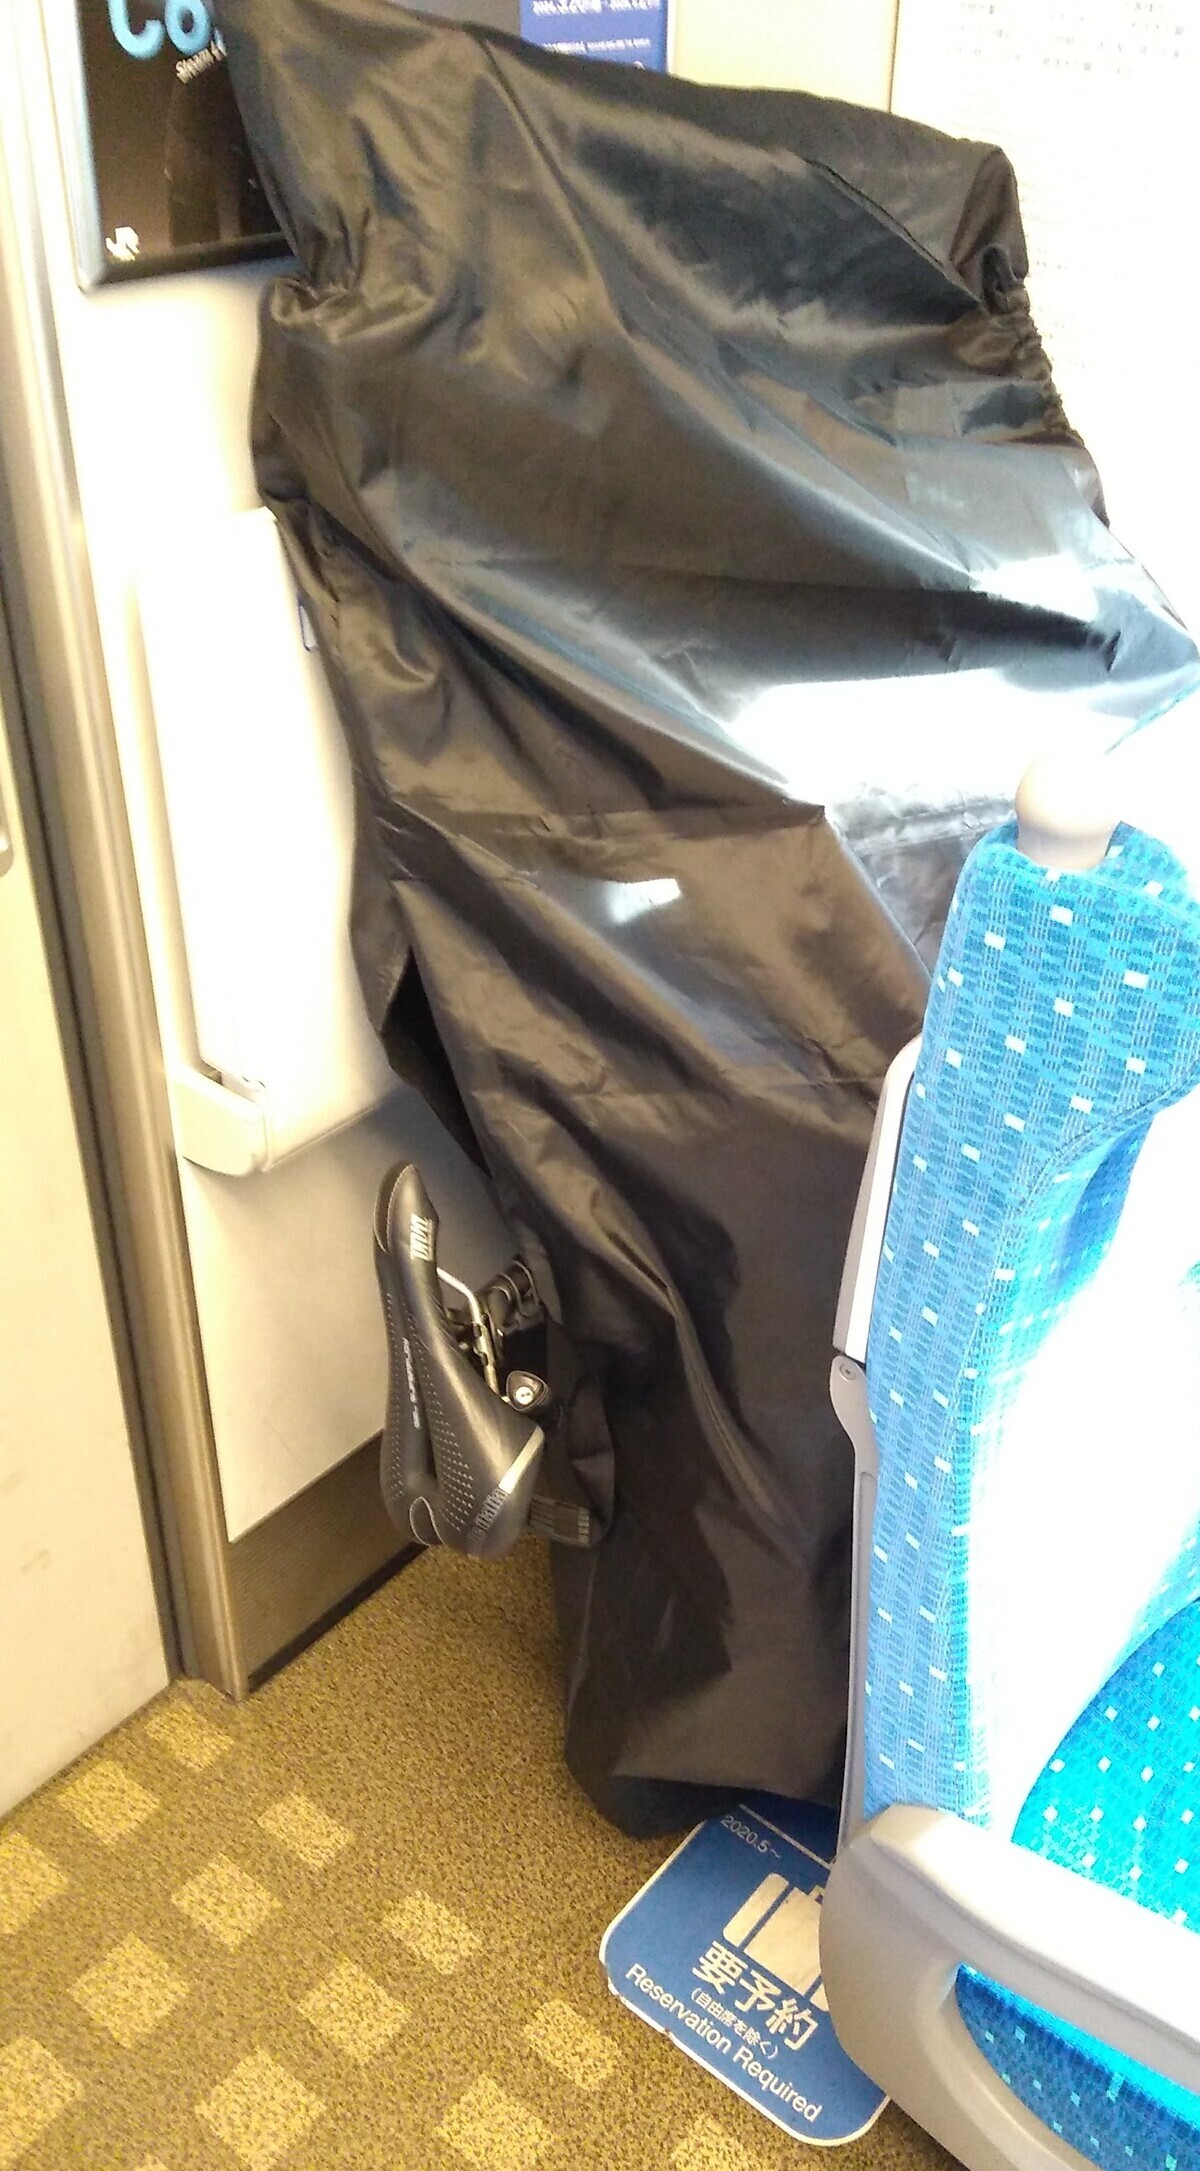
[601,1796,887,2146]
[519,0,669,70]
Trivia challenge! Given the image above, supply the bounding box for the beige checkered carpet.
[1,1538,956,2171]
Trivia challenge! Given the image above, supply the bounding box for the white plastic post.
[1014,756,1123,871]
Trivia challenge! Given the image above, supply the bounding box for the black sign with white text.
[76,1,287,278]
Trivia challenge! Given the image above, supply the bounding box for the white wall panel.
[674,0,898,107]
[0,685,166,1812]
[892,0,1199,635]
[16,2,507,1540]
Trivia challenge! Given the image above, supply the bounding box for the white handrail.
[138,509,396,1174]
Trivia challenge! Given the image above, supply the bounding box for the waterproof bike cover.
[217,0,1200,1833]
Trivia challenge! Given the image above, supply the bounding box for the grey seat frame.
[822,1041,1200,2171]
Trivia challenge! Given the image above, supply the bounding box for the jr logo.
[107,0,213,59]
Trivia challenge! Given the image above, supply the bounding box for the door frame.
[0,0,244,1695]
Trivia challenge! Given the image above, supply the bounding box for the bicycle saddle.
[373,1162,546,1559]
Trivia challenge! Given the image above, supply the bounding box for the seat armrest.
[823,1805,1200,2105]
[833,1036,921,1365]
[831,1038,921,1845]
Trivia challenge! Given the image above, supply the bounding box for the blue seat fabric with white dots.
[863,817,1200,2171]
[958,1595,1200,2169]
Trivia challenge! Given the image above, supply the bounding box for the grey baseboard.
[229,1435,419,1686]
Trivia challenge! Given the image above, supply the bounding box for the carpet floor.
[0,1538,956,2171]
